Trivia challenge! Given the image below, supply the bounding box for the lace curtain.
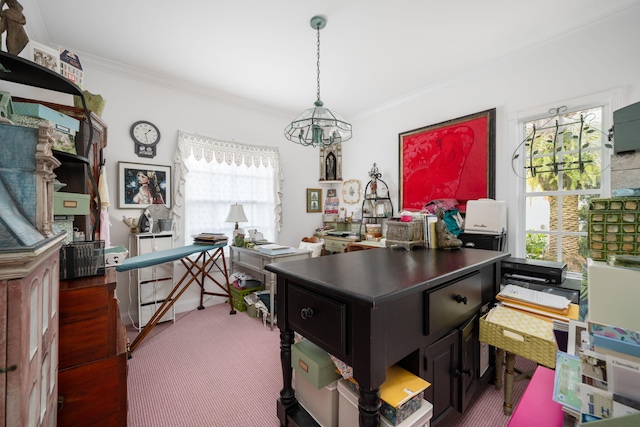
[173,131,283,240]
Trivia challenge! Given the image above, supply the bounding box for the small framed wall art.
[342,179,361,205]
[306,188,322,213]
[319,143,342,181]
[119,162,171,208]
[27,41,60,73]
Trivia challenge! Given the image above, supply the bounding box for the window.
[519,105,611,275]
[183,156,277,242]
[175,131,283,244]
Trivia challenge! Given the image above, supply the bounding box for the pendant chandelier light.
[284,15,352,147]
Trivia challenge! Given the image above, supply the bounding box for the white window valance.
[173,130,284,238]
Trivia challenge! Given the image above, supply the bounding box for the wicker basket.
[479,313,557,368]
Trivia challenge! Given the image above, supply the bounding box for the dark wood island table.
[266,247,510,427]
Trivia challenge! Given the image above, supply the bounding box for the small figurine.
[0,0,29,55]
[435,208,462,249]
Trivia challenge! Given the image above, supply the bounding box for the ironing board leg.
[128,246,235,357]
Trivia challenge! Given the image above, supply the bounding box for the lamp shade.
[225,203,248,224]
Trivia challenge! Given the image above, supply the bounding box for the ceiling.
[26,0,640,119]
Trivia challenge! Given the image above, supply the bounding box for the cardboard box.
[292,339,342,389]
[588,261,640,331]
[54,215,74,244]
[13,101,80,132]
[11,114,77,154]
[59,49,84,88]
[54,192,90,216]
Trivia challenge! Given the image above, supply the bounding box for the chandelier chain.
[316,23,321,103]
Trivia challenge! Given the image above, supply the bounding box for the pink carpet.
[127,303,540,426]
[127,304,282,426]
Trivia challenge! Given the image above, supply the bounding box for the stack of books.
[422,214,438,249]
[193,233,228,245]
[258,244,295,255]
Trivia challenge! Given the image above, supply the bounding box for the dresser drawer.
[288,285,346,356]
[424,272,482,336]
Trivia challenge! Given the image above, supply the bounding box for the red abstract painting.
[399,109,495,212]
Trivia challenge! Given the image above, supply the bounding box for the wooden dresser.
[57,268,127,426]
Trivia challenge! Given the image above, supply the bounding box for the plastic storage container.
[337,379,433,427]
[294,371,339,427]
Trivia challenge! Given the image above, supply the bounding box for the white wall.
[4,5,639,323]
[82,67,330,317]
[343,6,640,256]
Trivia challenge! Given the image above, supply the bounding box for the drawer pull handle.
[455,367,473,378]
[455,295,468,305]
[300,307,314,320]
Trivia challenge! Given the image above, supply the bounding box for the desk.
[266,248,509,426]
[116,243,232,356]
[229,246,311,329]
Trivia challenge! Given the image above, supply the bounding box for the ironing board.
[116,242,234,356]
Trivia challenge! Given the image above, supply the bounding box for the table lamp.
[225,203,248,240]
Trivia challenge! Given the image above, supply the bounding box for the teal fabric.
[116,243,225,272]
[443,208,463,237]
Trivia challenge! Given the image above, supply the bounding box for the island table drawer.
[288,285,346,356]
[425,272,482,335]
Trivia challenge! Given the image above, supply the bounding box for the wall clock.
[342,179,361,204]
[131,120,161,158]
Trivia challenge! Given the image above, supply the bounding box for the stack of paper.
[496,284,578,321]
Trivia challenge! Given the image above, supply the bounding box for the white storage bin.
[588,260,640,331]
[294,371,339,427]
[337,379,433,427]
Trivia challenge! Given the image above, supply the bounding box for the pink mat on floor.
[507,365,564,427]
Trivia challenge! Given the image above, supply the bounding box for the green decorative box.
[54,192,90,216]
[229,284,265,312]
[291,339,342,389]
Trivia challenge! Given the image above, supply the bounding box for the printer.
[501,257,579,304]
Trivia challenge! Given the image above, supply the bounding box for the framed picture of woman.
[119,162,171,208]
